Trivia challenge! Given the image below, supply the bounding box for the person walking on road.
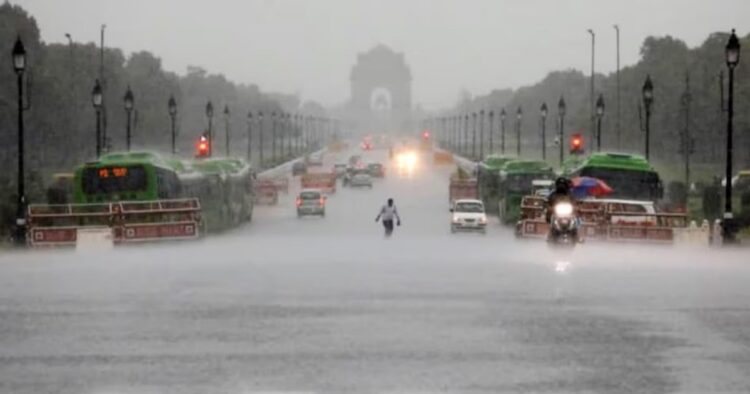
[375,198,401,237]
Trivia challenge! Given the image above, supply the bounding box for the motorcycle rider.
[375,198,401,237]
[546,177,580,242]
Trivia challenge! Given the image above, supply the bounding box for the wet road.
[1,149,750,393]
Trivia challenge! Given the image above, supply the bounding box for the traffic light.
[570,133,584,155]
[196,134,209,158]
[422,130,430,140]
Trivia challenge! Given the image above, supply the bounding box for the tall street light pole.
[488,110,494,155]
[12,36,27,246]
[205,101,214,157]
[587,29,596,148]
[479,110,485,160]
[558,96,566,166]
[287,113,293,158]
[92,79,103,158]
[472,112,477,159]
[124,86,134,151]
[596,94,605,152]
[516,107,523,157]
[642,75,653,161]
[614,24,621,149]
[258,112,265,167]
[100,24,108,153]
[723,29,740,242]
[271,112,277,162]
[540,102,548,161]
[246,112,253,163]
[500,109,507,155]
[463,114,469,157]
[168,95,177,155]
[223,105,231,157]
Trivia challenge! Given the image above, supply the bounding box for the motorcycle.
[547,200,580,247]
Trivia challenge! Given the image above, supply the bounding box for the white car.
[451,199,487,233]
[296,189,326,217]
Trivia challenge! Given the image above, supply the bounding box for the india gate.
[347,45,413,134]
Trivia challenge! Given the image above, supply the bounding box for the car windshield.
[300,191,320,199]
[455,202,484,213]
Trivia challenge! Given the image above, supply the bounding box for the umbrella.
[570,176,613,198]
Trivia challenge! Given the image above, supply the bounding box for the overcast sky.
[17,0,749,109]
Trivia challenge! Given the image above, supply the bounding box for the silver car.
[296,189,326,217]
[349,173,373,188]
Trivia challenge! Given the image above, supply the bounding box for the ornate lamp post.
[479,110,485,160]
[540,102,548,160]
[723,29,741,243]
[123,86,134,151]
[488,110,494,155]
[246,112,253,162]
[92,79,103,158]
[223,105,231,157]
[258,111,265,167]
[595,94,605,152]
[500,109,507,154]
[206,101,214,157]
[558,96,566,166]
[516,107,523,157]
[168,95,177,155]
[642,75,653,160]
[12,36,27,245]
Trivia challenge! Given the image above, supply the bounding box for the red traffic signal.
[422,130,430,140]
[196,135,209,157]
[570,133,584,154]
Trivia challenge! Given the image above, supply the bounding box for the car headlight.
[554,202,573,217]
[452,215,460,223]
[479,216,487,224]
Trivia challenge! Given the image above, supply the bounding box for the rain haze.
[1,1,750,393]
[18,0,750,107]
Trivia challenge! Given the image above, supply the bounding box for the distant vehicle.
[348,155,362,167]
[583,198,657,226]
[296,189,326,217]
[333,163,348,178]
[292,161,307,176]
[307,153,324,166]
[450,199,487,233]
[367,163,385,178]
[343,167,370,187]
[349,172,373,188]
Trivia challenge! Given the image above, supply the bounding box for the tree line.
[449,32,750,182]
[0,2,326,239]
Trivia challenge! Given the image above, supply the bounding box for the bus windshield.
[581,167,662,200]
[82,165,148,195]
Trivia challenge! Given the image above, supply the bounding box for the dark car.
[367,163,385,178]
[292,161,307,176]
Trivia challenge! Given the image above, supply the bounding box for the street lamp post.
[723,29,741,242]
[479,110,485,160]
[500,109,507,155]
[488,111,494,155]
[587,28,596,146]
[540,102,548,161]
[463,114,469,157]
[516,107,523,157]
[223,105,230,157]
[168,96,177,155]
[614,24,621,149]
[472,112,477,159]
[271,112,278,163]
[124,86,134,151]
[206,101,214,157]
[246,112,253,162]
[287,113,293,158]
[92,79,103,158]
[642,75,653,160]
[558,96,566,166]
[596,94,605,152]
[258,111,265,167]
[12,36,27,245]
